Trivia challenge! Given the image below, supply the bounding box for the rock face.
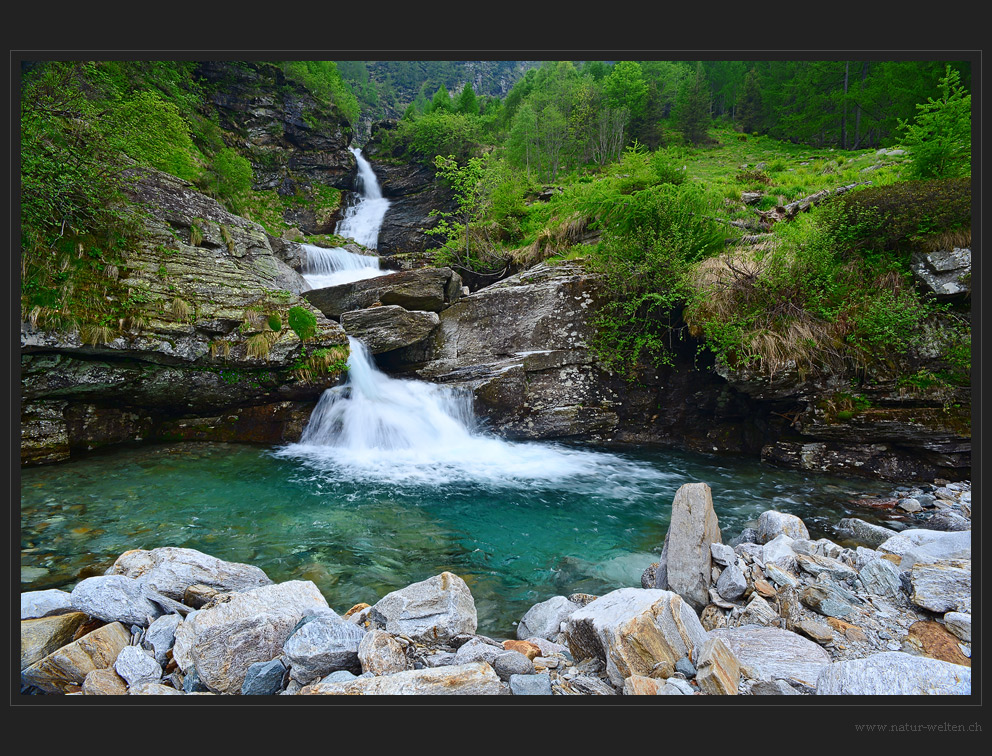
[564,588,707,687]
[816,651,970,695]
[304,267,459,320]
[340,306,440,354]
[653,483,722,611]
[20,169,349,466]
[368,572,477,643]
[172,580,329,693]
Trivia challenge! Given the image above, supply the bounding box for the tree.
[675,63,711,145]
[456,83,479,115]
[736,67,762,133]
[430,84,452,113]
[898,65,971,179]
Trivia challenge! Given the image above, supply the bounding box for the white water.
[301,147,392,289]
[277,338,674,491]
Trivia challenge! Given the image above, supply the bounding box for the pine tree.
[457,83,479,115]
[736,67,762,134]
[675,63,711,145]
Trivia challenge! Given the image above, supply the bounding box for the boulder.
[107,547,273,601]
[739,593,780,626]
[241,658,289,695]
[20,611,89,671]
[510,673,553,695]
[172,580,329,694]
[69,575,164,627]
[299,661,502,695]
[454,637,504,667]
[816,651,970,695]
[910,247,971,299]
[857,557,902,597]
[943,612,971,642]
[707,625,831,687]
[564,588,707,687]
[795,553,857,582]
[800,583,856,619]
[283,608,367,684]
[516,595,581,641]
[368,572,477,643]
[756,510,810,543]
[81,668,129,696]
[358,629,410,676]
[304,267,457,319]
[654,482,723,610]
[22,621,131,694]
[905,620,971,666]
[877,529,971,568]
[21,589,73,619]
[714,562,747,601]
[622,675,685,695]
[696,637,740,695]
[494,651,534,681]
[143,613,182,666]
[909,559,971,613]
[761,534,798,571]
[340,306,439,353]
[114,646,163,688]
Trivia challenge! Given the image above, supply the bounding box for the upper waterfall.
[335,147,390,250]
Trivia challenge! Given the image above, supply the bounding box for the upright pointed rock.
[654,482,722,610]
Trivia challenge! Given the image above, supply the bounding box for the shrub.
[109,90,201,182]
[288,306,318,341]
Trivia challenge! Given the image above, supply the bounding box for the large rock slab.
[910,247,971,299]
[877,529,971,568]
[70,575,164,627]
[707,625,831,687]
[304,267,457,319]
[172,580,329,694]
[654,482,722,611]
[107,547,273,601]
[835,517,900,549]
[340,305,439,354]
[816,651,971,695]
[20,612,89,671]
[368,572,477,643]
[696,636,740,695]
[21,589,73,619]
[22,622,131,693]
[909,559,971,613]
[564,588,707,687]
[283,608,367,684]
[299,661,503,695]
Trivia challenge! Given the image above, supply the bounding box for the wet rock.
[70,575,164,627]
[283,608,367,684]
[115,646,163,688]
[172,580,329,694]
[369,572,477,643]
[696,637,740,695]
[241,658,288,695]
[909,559,971,613]
[108,546,273,601]
[81,667,128,695]
[358,629,410,676]
[21,589,73,620]
[564,588,707,687]
[756,511,810,543]
[815,651,970,695]
[304,267,456,319]
[654,482,723,611]
[22,621,131,694]
[516,595,581,641]
[20,612,89,671]
[876,528,970,568]
[299,661,502,695]
[708,625,831,688]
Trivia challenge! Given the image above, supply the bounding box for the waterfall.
[277,337,671,490]
[301,147,391,289]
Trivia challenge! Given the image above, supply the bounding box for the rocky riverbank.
[19,478,971,697]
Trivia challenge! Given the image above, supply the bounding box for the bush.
[288,306,317,341]
[109,90,201,181]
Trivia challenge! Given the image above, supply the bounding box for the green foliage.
[898,65,971,179]
[674,63,711,145]
[200,147,254,209]
[281,61,359,123]
[267,312,282,331]
[109,90,201,181]
[287,305,318,341]
[456,83,479,115]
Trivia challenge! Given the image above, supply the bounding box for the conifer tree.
[675,62,711,145]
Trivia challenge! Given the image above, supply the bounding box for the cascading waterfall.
[301,147,391,289]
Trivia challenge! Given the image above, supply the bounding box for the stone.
[183,584,223,609]
[22,622,131,694]
[299,661,503,695]
[897,497,923,512]
[369,572,477,643]
[82,667,128,695]
[729,527,760,547]
[905,621,970,666]
[171,580,329,694]
[756,510,809,543]
[665,676,695,695]
[340,306,440,354]
[877,529,970,568]
[715,562,747,601]
[70,575,164,627]
[835,518,900,549]
[751,679,801,695]
[20,612,88,671]
[454,637,504,667]
[815,651,970,695]
[700,604,727,631]
[796,553,857,582]
[503,639,541,660]
[654,482,722,610]
[115,645,163,687]
[923,510,971,532]
[494,651,534,681]
[516,595,581,641]
[108,546,273,601]
[675,656,696,677]
[696,637,740,695]
[128,682,183,695]
[241,659,288,695]
[763,563,797,588]
[708,625,831,687]
[943,612,971,642]
[564,588,707,687]
[143,613,182,666]
[358,629,410,676]
[739,593,779,627]
[283,608,367,684]
[857,557,902,597]
[510,673,553,695]
[796,619,834,644]
[801,583,855,619]
[622,675,684,695]
[710,542,736,567]
[761,534,798,570]
[909,559,971,613]
[21,589,73,619]
[910,247,971,299]
[304,267,455,319]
